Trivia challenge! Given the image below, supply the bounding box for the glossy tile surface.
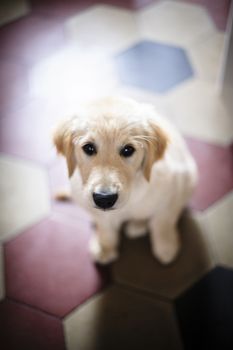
[1,0,233,349]
[115,40,194,93]
[0,299,65,350]
[113,212,215,299]
[64,286,183,350]
[5,217,109,317]
[0,155,50,242]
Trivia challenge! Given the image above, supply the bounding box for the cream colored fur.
[54,97,198,265]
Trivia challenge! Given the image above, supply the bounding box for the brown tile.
[113,211,214,299]
[0,15,65,65]
[5,217,109,317]
[0,299,65,350]
[186,138,233,211]
[64,286,183,350]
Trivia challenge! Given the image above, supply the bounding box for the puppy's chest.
[122,180,158,221]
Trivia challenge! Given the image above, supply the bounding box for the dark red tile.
[0,60,29,115]
[186,137,233,211]
[0,299,65,350]
[0,15,66,65]
[48,158,91,222]
[31,0,96,20]
[5,217,109,317]
[0,99,57,164]
[181,0,232,31]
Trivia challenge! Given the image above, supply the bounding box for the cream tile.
[113,85,174,121]
[189,32,225,83]
[30,46,119,105]
[66,5,140,55]
[0,0,30,26]
[0,155,50,242]
[167,79,233,145]
[0,245,5,300]
[204,192,233,268]
[64,286,183,350]
[113,211,214,300]
[138,0,215,48]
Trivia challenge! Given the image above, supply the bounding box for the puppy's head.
[53,97,168,211]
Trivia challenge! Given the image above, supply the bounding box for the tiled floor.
[0,0,233,349]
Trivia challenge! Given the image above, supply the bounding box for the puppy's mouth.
[94,206,117,212]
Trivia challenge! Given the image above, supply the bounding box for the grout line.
[5,296,63,320]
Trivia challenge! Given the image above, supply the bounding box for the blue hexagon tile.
[115,40,194,93]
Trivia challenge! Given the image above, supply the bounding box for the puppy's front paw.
[89,236,119,265]
[152,228,181,265]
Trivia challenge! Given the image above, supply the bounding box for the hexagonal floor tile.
[203,192,233,268]
[189,31,225,83]
[180,0,232,31]
[0,299,65,350]
[48,158,91,223]
[0,0,29,26]
[5,217,109,317]
[187,138,233,211]
[30,45,119,104]
[138,0,215,48]
[65,5,139,55]
[0,155,50,242]
[101,0,157,10]
[113,211,215,300]
[167,80,233,145]
[0,245,4,301]
[0,14,65,65]
[115,40,194,93]
[0,99,57,164]
[0,60,29,115]
[175,267,233,349]
[64,286,183,350]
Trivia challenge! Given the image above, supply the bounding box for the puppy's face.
[54,97,168,211]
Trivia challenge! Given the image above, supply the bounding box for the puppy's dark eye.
[82,143,97,156]
[120,144,135,158]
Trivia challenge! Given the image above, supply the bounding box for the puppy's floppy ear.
[143,121,169,182]
[53,118,76,177]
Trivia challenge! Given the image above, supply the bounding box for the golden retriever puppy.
[54,97,197,265]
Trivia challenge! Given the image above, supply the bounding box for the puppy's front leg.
[89,218,120,265]
[149,216,181,265]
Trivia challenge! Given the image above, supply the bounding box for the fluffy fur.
[54,97,198,264]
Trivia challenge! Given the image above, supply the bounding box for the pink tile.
[0,15,66,65]
[31,0,96,20]
[0,99,57,164]
[0,60,29,115]
[0,299,65,350]
[186,137,233,211]
[181,0,232,31]
[5,217,109,317]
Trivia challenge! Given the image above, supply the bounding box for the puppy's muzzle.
[93,191,118,210]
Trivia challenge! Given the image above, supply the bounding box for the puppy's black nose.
[93,192,118,210]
